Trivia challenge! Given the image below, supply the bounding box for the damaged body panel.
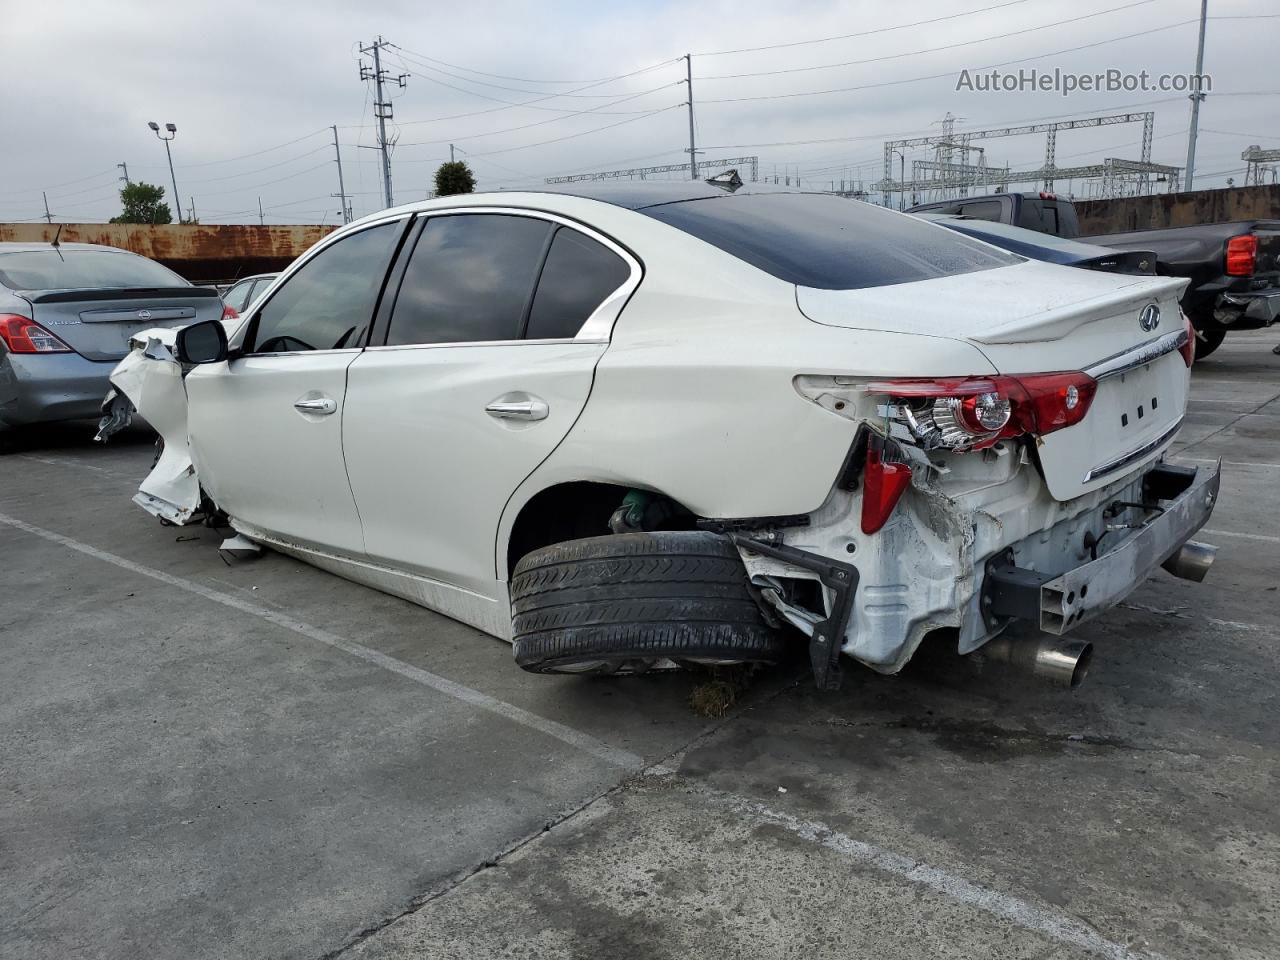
[98,328,202,525]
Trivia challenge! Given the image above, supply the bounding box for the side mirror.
[175,318,229,364]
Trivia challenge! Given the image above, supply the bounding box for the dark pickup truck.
[1078,222,1280,356]
[907,192,1280,358]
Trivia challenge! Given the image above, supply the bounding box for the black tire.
[1195,327,1226,359]
[511,531,787,675]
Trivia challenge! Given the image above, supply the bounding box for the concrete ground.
[2,329,1277,960]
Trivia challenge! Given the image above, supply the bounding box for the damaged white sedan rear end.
[102,181,1220,692]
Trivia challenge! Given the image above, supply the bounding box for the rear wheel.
[511,531,787,675]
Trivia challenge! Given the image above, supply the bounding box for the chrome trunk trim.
[1083,328,1188,382]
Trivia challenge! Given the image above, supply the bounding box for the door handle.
[293,397,337,416]
[485,397,549,421]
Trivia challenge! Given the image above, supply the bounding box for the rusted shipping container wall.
[1077,184,1280,236]
[0,223,337,283]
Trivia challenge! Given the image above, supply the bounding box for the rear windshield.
[0,250,187,291]
[641,193,1021,290]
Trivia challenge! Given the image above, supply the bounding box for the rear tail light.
[1179,312,1196,367]
[1226,234,1257,276]
[221,304,240,322]
[867,372,1096,451]
[861,448,912,534]
[0,314,71,354]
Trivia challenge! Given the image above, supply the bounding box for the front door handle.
[294,396,337,416]
[485,397,549,421]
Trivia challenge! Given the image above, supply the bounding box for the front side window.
[525,228,630,340]
[386,214,552,346]
[250,223,400,354]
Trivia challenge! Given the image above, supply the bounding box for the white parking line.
[1203,528,1280,545]
[0,512,644,772]
[698,788,1168,960]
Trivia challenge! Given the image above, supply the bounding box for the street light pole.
[148,122,182,223]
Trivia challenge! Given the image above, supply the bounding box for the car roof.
[0,241,139,255]
[525,180,815,210]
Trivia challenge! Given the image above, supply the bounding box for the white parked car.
[102,181,1220,690]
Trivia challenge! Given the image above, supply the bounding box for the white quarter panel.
[185,352,364,554]
[342,341,605,597]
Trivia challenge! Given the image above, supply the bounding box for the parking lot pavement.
[3,328,1279,960]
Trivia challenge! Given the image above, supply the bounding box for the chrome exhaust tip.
[980,635,1093,689]
[1161,540,1217,583]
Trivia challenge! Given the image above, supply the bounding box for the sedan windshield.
[0,250,187,291]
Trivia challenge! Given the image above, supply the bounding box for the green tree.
[433,161,476,197]
[110,182,173,224]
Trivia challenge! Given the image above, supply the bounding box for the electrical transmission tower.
[1242,145,1280,187]
[358,36,407,209]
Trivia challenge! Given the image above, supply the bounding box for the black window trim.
[366,206,643,352]
[239,213,414,358]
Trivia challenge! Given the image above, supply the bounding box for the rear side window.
[525,228,630,340]
[250,222,400,354]
[386,214,552,346]
[641,193,1020,290]
[0,250,186,291]
[223,278,256,312]
[956,200,1004,223]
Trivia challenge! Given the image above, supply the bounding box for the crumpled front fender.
[98,328,203,525]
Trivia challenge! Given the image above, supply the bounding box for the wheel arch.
[499,478,699,580]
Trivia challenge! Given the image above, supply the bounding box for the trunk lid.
[22,287,223,362]
[797,259,1192,500]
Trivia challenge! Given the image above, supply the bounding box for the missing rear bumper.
[982,460,1221,635]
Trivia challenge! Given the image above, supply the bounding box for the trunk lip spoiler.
[1082,327,1189,382]
[24,287,220,304]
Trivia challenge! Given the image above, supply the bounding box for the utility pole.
[188,197,196,223]
[1184,0,1209,191]
[331,125,351,223]
[684,54,698,180]
[359,36,408,209]
[118,162,130,186]
[41,192,53,224]
[450,143,455,163]
[258,196,265,226]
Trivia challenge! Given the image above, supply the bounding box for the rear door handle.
[485,397,549,421]
[294,397,337,416]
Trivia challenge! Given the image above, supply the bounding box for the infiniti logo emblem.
[136,309,152,320]
[1138,304,1161,333]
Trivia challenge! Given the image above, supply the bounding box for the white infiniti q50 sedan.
[103,180,1220,691]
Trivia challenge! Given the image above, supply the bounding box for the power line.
[696,0,1162,81]
[694,0,1037,56]
[392,47,676,99]
[387,47,675,85]
[389,82,683,147]
[469,105,682,157]
[700,19,1200,105]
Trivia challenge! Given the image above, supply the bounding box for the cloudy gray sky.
[4,0,1277,224]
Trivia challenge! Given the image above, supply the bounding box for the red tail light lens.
[1014,371,1097,434]
[0,314,71,354]
[861,449,913,534]
[221,304,240,322]
[1179,312,1195,367]
[869,371,1097,450]
[1226,234,1257,276]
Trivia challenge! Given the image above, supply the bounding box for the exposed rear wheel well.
[505,481,698,577]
